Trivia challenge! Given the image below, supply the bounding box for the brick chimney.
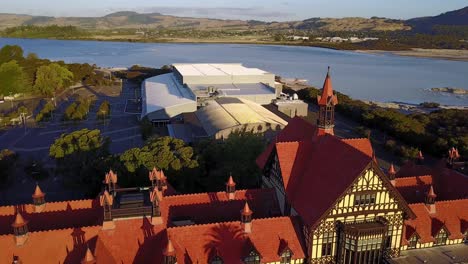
[425,185,437,214]
[388,163,396,185]
[81,247,96,264]
[99,190,115,230]
[11,213,29,246]
[226,175,236,200]
[163,239,177,264]
[150,188,163,225]
[241,202,253,234]
[32,184,46,213]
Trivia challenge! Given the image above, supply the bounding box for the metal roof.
[194,98,288,136]
[173,63,270,77]
[142,73,196,118]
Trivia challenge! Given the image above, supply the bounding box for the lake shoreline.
[355,49,468,62]
[2,36,467,62]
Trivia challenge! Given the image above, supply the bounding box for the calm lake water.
[1,38,467,106]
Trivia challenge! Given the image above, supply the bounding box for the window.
[385,225,394,249]
[434,228,448,246]
[211,255,224,264]
[408,235,418,249]
[321,231,335,256]
[280,249,293,264]
[244,250,261,264]
[354,193,376,206]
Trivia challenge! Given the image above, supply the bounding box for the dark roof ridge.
[0,224,101,237]
[395,175,433,180]
[408,198,468,206]
[162,188,272,200]
[0,199,98,216]
[166,216,294,231]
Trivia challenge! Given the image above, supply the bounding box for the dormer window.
[244,250,261,264]
[210,255,224,264]
[354,193,376,206]
[408,234,419,249]
[280,248,293,264]
[434,227,448,246]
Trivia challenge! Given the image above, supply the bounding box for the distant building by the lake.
[141,63,299,141]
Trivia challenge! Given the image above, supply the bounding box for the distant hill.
[0,11,410,32]
[407,6,468,31]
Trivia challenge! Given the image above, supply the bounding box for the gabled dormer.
[407,233,420,249]
[434,225,449,246]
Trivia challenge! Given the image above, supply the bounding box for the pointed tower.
[11,213,29,246]
[425,185,436,214]
[226,175,236,200]
[32,184,46,213]
[241,202,253,234]
[317,66,338,136]
[81,247,96,264]
[163,239,177,264]
[388,163,396,181]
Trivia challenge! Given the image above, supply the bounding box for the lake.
[1,38,467,106]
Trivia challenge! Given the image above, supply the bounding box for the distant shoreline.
[355,49,468,62]
[3,36,468,62]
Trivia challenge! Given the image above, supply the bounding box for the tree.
[97,100,111,120]
[0,60,27,96]
[0,45,24,64]
[119,136,199,187]
[34,63,73,96]
[196,131,266,191]
[0,149,17,185]
[49,129,109,176]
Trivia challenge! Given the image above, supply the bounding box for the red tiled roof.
[167,216,305,263]
[285,136,374,226]
[394,175,433,204]
[256,117,317,169]
[160,189,281,227]
[396,161,468,201]
[0,199,102,235]
[403,199,468,244]
[0,226,101,263]
[257,117,415,226]
[94,217,167,264]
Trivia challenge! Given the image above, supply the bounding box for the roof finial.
[327,66,331,76]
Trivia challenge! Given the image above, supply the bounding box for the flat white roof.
[173,63,270,77]
[142,73,196,117]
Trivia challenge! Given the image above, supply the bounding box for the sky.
[2,0,467,21]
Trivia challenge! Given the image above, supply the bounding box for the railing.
[112,206,153,219]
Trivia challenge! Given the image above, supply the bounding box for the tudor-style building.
[257,69,416,263]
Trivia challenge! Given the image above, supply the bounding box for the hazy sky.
[2,0,467,21]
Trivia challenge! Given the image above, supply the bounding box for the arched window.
[408,234,419,249]
[280,248,293,264]
[434,227,449,246]
[244,250,261,264]
[211,255,224,264]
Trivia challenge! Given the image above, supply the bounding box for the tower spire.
[317,67,338,136]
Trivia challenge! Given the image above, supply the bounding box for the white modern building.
[141,63,282,124]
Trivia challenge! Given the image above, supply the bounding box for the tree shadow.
[202,223,244,262]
